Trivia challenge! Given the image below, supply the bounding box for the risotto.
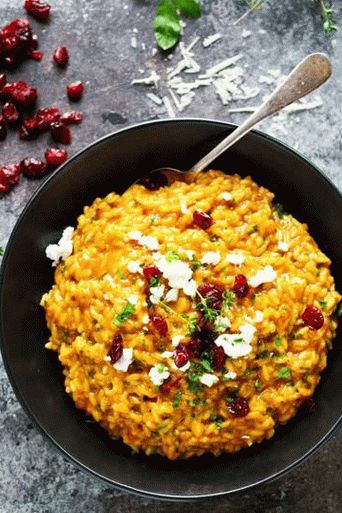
[41,170,341,459]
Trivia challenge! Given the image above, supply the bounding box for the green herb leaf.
[209,414,223,431]
[0,246,4,256]
[222,290,235,309]
[336,303,342,317]
[150,276,160,287]
[165,250,181,262]
[187,362,204,393]
[274,203,286,219]
[317,0,337,33]
[114,301,136,326]
[186,315,198,336]
[274,335,282,347]
[277,366,292,380]
[254,378,262,391]
[116,271,125,280]
[154,0,181,50]
[172,391,182,407]
[174,0,201,18]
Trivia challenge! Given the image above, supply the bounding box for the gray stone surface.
[0,1,341,512]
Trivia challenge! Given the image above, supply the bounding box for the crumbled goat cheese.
[214,315,231,333]
[214,323,256,358]
[46,226,74,266]
[254,310,264,323]
[219,191,232,201]
[160,351,174,358]
[142,314,149,324]
[153,254,195,296]
[183,279,197,297]
[171,335,183,347]
[180,200,188,213]
[127,295,138,305]
[203,33,223,48]
[224,370,237,380]
[149,364,170,386]
[200,251,221,266]
[112,348,133,372]
[150,284,165,304]
[172,361,191,372]
[278,241,289,252]
[164,288,179,303]
[226,253,245,265]
[128,231,159,251]
[200,373,219,387]
[127,261,142,274]
[185,250,195,260]
[249,265,277,288]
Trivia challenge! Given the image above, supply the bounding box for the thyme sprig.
[317,0,337,33]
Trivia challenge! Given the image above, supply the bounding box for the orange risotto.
[41,170,341,459]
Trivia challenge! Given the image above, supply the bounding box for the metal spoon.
[142,53,331,186]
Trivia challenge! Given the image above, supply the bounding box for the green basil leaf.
[174,0,201,18]
[154,0,181,50]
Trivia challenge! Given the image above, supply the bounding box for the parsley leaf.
[277,366,292,380]
[172,391,182,407]
[114,301,135,326]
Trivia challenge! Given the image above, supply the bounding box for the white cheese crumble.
[254,310,264,323]
[171,335,183,347]
[160,351,174,358]
[149,284,165,305]
[249,265,277,288]
[200,251,221,266]
[149,364,170,386]
[153,254,196,296]
[164,288,179,303]
[219,191,232,202]
[112,348,133,372]
[46,226,74,266]
[172,361,191,372]
[128,231,159,251]
[142,314,149,324]
[185,249,195,260]
[214,315,231,333]
[127,261,142,274]
[278,241,289,252]
[183,279,197,297]
[226,253,245,265]
[214,323,256,358]
[224,370,237,380]
[180,200,188,214]
[200,373,219,387]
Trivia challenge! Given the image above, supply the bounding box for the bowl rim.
[1,117,341,500]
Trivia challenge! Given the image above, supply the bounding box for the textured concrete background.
[0,1,341,512]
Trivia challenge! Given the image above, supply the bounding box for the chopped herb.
[189,398,206,407]
[200,351,212,372]
[254,378,262,391]
[172,391,182,408]
[0,246,4,256]
[187,362,204,393]
[336,303,342,317]
[114,300,136,326]
[224,388,239,404]
[157,421,169,431]
[140,340,146,348]
[116,271,125,280]
[244,368,257,378]
[316,0,337,33]
[157,342,166,352]
[257,349,270,359]
[319,299,328,309]
[248,224,259,234]
[274,203,287,219]
[157,364,167,373]
[251,293,256,301]
[209,414,224,431]
[277,366,292,380]
[222,290,235,309]
[150,276,160,287]
[274,336,282,347]
[190,260,200,271]
[196,290,219,323]
[165,250,180,262]
[186,315,198,336]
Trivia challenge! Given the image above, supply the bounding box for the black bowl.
[1,119,341,500]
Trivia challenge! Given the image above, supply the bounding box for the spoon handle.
[190,53,332,173]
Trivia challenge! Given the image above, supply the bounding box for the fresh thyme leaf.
[187,362,204,393]
[186,315,198,336]
[196,290,219,323]
[317,0,337,33]
[0,246,4,256]
[274,335,282,347]
[165,250,181,262]
[274,203,286,219]
[209,414,223,431]
[254,378,262,390]
[174,0,201,18]
[222,290,235,309]
[114,301,135,326]
[150,276,160,287]
[319,299,328,309]
[277,366,292,380]
[154,0,181,50]
[200,351,213,372]
[116,271,125,280]
[172,391,182,407]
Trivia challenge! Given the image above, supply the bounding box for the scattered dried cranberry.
[0,82,16,100]
[11,81,37,108]
[193,210,213,230]
[37,106,61,131]
[187,336,203,358]
[107,334,123,364]
[160,375,181,394]
[143,264,159,284]
[66,80,84,101]
[2,102,21,125]
[24,0,51,22]
[0,19,38,69]
[210,345,226,371]
[0,116,7,141]
[227,396,250,417]
[20,157,47,178]
[60,110,83,125]
[0,164,21,193]
[197,282,224,310]
[301,305,324,330]
[233,274,249,298]
[138,170,168,191]
[30,50,43,60]
[19,116,39,140]
[150,314,168,337]
[50,120,71,144]
[45,148,68,167]
[53,46,69,66]
[173,344,189,368]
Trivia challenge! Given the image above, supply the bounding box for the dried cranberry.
[0,19,38,69]
[210,345,226,370]
[24,0,51,22]
[301,306,324,330]
[0,116,7,141]
[11,81,37,108]
[66,81,84,101]
[20,157,47,178]
[37,107,61,131]
[30,50,42,60]
[45,148,68,168]
[53,46,69,66]
[0,74,7,89]
[60,111,83,125]
[233,274,249,298]
[193,210,213,230]
[197,282,224,310]
[138,171,168,191]
[150,314,168,337]
[0,164,21,193]
[50,120,71,144]
[187,336,203,358]
[19,116,39,140]
[0,82,16,100]
[107,334,123,364]
[227,396,250,417]
[143,265,159,284]
[2,102,21,125]
[160,375,181,394]
[173,344,189,368]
